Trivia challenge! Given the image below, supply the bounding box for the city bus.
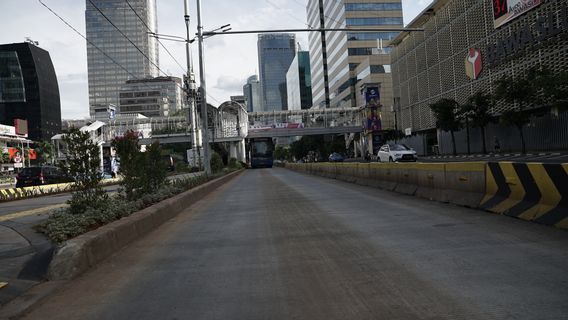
[249,137,274,168]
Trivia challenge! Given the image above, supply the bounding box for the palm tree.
[429,98,462,155]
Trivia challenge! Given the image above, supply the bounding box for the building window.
[0,51,26,103]
[347,32,400,41]
[345,3,402,11]
[346,17,403,26]
[348,48,374,55]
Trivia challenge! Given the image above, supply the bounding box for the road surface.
[21,168,568,320]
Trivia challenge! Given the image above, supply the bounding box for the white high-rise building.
[307,0,403,109]
[85,0,159,118]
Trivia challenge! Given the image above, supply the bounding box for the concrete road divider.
[480,162,568,229]
[393,163,418,195]
[47,170,243,281]
[415,163,447,203]
[0,178,121,202]
[444,162,486,208]
[286,161,568,230]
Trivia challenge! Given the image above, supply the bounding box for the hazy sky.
[0,0,433,119]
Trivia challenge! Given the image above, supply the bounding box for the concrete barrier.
[480,162,568,229]
[444,162,486,208]
[415,163,447,203]
[393,163,419,195]
[285,161,568,231]
[47,170,243,280]
[336,163,359,183]
[355,163,372,186]
[0,178,121,202]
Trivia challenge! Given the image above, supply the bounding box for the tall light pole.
[196,0,211,174]
[183,0,200,169]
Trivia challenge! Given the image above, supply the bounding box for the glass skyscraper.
[85,0,159,118]
[307,0,403,108]
[0,42,61,140]
[257,34,297,112]
[286,51,312,110]
[243,75,262,113]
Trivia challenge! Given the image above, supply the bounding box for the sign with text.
[0,124,16,136]
[493,0,542,29]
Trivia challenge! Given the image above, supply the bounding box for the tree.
[531,66,568,111]
[61,128,107,214]
[494,72,536,154]
[461,92,494,154]
[429,98,462,155]
[143,141,167,193]
[0,148,9,164]
[35,140,55,165]
[112,131,144,200]
[113,133,168,199]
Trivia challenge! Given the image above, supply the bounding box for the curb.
[0,170,243,319]
[0,179,121,203]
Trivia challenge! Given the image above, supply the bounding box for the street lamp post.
[183,0,200,169]
[196,0,211,174]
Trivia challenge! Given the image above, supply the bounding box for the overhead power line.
[86,0,168,78]
[38,0,153,87]
[124,0,186,74]
[37,0,196,108]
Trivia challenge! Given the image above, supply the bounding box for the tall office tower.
[286,51,312,110]
[0,42,61,140]
[243,75,262,113]
[307,0,403,109]
[257,34,297,111]
[85,0,159,118]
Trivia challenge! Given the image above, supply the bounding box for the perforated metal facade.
[391,0,568,134]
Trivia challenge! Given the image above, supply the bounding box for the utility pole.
[318,0,330,109]
[183,0,200,169]
[196,0,211,174]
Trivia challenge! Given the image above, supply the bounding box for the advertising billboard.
[363,86,382,132]
[492,0,542,28]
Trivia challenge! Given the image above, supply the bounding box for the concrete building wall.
[391,0,568,150]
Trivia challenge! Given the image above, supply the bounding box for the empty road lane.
[22,168,568,320]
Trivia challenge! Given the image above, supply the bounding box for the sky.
[0,0,433,119]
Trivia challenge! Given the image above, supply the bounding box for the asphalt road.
[21,168,568,320]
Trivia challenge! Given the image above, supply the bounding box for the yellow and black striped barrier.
[480,162,568,229]
[0,178,121,202]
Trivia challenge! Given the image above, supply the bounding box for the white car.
[377,144,417,162]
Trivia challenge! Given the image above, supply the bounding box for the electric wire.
[86,0,169,78]
[124,0,186,74]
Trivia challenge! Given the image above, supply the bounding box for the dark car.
[328,152,344,162]
[15,166,72,188]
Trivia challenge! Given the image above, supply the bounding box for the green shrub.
[228,157,240,169]
[210,152,224,173]
[112,133,166,200]
[60,128,108,214]
[38,173,221,243]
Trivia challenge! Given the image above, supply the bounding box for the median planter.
[47,170,243,280]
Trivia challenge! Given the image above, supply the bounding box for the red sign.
[14,119,28,136]
[492,0,542,28]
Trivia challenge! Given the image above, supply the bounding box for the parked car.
[15,166,72,188]
[377,144,417,162]
[328,152,344,162]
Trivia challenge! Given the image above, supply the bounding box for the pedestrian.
[494,136,501,154]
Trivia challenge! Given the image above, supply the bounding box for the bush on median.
[37,172,235,243]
